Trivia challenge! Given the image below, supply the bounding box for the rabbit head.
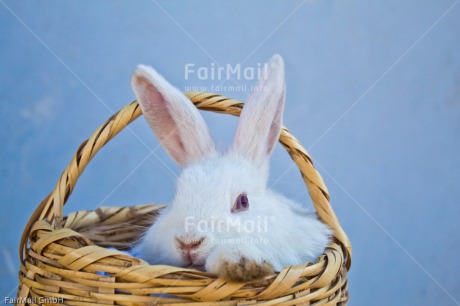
[131,55,330,281]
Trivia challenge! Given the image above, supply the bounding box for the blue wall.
[1,1,459,305]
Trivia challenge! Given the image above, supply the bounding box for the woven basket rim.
[18,91,352,304]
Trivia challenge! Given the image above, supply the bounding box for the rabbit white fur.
[131,55,331,281]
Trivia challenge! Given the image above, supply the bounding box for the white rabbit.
[131,55,331,282]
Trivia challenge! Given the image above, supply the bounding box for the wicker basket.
[17,92,352,305]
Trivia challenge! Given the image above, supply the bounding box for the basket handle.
[20,92,351,266]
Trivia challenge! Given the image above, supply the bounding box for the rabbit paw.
[206,247,274,282]
[220,256,274,281]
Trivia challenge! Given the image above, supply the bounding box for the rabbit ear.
[132,65,215,167]
[233,55,285,166]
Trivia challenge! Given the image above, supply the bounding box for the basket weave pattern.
[17,92,352,305]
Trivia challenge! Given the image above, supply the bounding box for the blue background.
[1,1,460,305]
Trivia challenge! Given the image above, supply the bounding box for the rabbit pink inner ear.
[133,77,186,163]
[266,87,285,155]
[233,55,286,165]
[132,66,215,167]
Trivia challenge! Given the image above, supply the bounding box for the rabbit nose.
[176,237,206,263]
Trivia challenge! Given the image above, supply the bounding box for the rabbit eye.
[232,193,249,213]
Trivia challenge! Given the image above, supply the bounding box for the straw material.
[17,92,352,305]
